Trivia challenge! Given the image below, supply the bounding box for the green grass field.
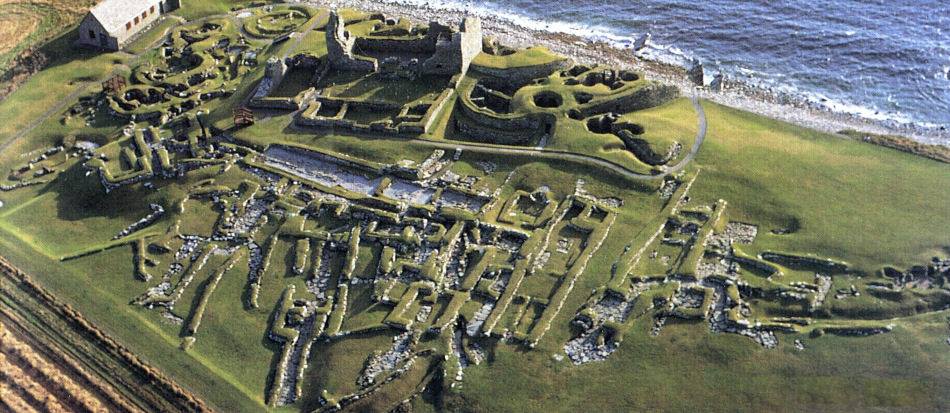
[689,102,950,273]
[0,1,948,412]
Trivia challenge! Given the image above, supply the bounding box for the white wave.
[377,0,696,67]
[377,0,947,132]
[735,66,780,79]
[810,93,915,124]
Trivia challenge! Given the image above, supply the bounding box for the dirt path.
[666,96,707,174]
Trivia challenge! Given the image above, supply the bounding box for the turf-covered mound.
[243,6,312,38]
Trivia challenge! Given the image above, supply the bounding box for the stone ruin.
[325,10,483,80]
[326,11,378,72]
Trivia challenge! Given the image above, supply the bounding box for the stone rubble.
[650,316,667,336]
[475,161,497,174]
[113,204,165,240]
[357,332,413,388]
[450,326,470,382]
[160,310,184,325]
[415,305,432,323]
[467,301,495,336]
[696,257,739,279]
[563,327,617,365]
[658,177,680,200]
[573,178,624,207]
[812,274,833,309]
[722,222,758,244]
[674,278,779,349]
[590,296,636,323]
[246,241,264,283]
[441,238,467,290]
[308,244,336,304]
[228,198,270,236]
[275,312,318,406]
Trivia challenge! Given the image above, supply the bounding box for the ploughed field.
[0,324,111,413]
[0,1,948,412]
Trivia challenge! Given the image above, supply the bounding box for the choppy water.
[389,0,950,137]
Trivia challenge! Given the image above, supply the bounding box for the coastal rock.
[709,73,726,92]
[687,60,706,86]
[633,33,651,52]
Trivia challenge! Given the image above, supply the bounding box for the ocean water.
[389,0,950,133]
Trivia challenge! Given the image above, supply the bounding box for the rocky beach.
[308,0,949,146]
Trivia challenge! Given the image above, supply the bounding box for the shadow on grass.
[41,162,153,223]
[298,328,397,412]
[39,26,117,73]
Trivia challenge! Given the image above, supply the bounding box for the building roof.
[88,0,159,33]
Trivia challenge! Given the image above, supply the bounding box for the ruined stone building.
[419,17,482,76]
[325,10,483,78]
[325,11,378,72]
[78,0,181,50]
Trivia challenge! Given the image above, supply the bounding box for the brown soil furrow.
[2,328,106,413]
[0,256,211,412]
[0,377,42,413]
[0,306,141,413]
[0,352,69,413]
[0,315,141,413]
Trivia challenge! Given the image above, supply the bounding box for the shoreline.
[309,0,949,146]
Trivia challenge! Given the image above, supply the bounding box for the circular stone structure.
[620,70,639,82]
[245,7,311,38]
[533,91,563,108]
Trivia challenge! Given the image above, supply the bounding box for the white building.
[78,0,181,50]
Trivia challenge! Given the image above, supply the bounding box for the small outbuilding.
[78,0,181,50]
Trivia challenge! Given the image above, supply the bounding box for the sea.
[385,0,950,140]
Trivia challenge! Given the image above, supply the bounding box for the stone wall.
[326,11,378,72]
[355,36,435,54]
[391,89,454,135]
[78,15,118,50]
[453,107,552,147]
[78,0,165,50]
[454,121,530,146]
[325,11,481,80]
[288,53,323,69]
[257,57,288,98]
[578,83,679,118]
[420,17,482,77]
[455,87,555,144]
[470,58,572,90]
[250,97,304,110]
